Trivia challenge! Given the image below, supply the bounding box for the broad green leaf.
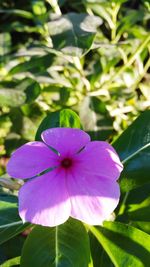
[21,218,90,267]
[1,256,20,267]
[0,89,26,107]
[48,13,102,56]
[35,109,82,140]
[16,78,41,103]
[0,194,29,245]
[113,110,150,191]
[89,222,150,267]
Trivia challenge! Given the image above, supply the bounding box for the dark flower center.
[61,158,72,168]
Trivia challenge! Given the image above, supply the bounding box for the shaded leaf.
[0,194,29,245]
[21,218,90,267]
[118,183,150,222]
[89,231,113,267]
[113,110,150,191]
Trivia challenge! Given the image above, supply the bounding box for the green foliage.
[0,194,29,245]
[0,0,150,266]
[20,219,90,267]
[89,222,150,267]
[35,109,82,140]
[113,110,150,192]
[48,13,102,56]
[1,257,20,267]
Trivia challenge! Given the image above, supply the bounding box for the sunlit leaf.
[89,221,150,267]
[0,89,26,108]
[35,109,82,140]
[1,256,20,267]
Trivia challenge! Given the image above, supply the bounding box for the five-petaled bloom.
[7,128,123,227]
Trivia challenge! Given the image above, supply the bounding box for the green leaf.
[9,54,55,75]
[113,110,150,191]
[48,13,102,56]
[0,89,26,108]
[35,109,82,141]
[0,234,24,265]
[117,10,145,38]
[118,183,150,222]
[0,194,29,245]
[1,256,20,267]
[89,232,112,267]
[16,78,41,103]
[131,221,150,235]
[89,222,150,267]
[21,218,90,267]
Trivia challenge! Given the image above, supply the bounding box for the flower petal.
[67,170,120,225]
[7,142,58,179]
[75,141,123,180]
[41,128,90,156]
[19,170,71,227]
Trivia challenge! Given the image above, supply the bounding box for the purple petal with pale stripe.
[67,169,120,225]
[19,169,71,227]
[7,141,58,179]
[42,128,90,156]
[75,141,123,180]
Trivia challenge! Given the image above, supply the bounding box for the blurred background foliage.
[0,0,150,265]
[0,0,150,176]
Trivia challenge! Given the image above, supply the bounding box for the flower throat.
[61,158,72,168]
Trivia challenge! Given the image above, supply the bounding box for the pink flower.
[7,128,123,227]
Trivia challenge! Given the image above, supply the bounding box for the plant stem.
[117,191,129,216]
[111,3,120,42]
[90,35,150,96]
[46,0,61,15]
[132,57,150,91]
